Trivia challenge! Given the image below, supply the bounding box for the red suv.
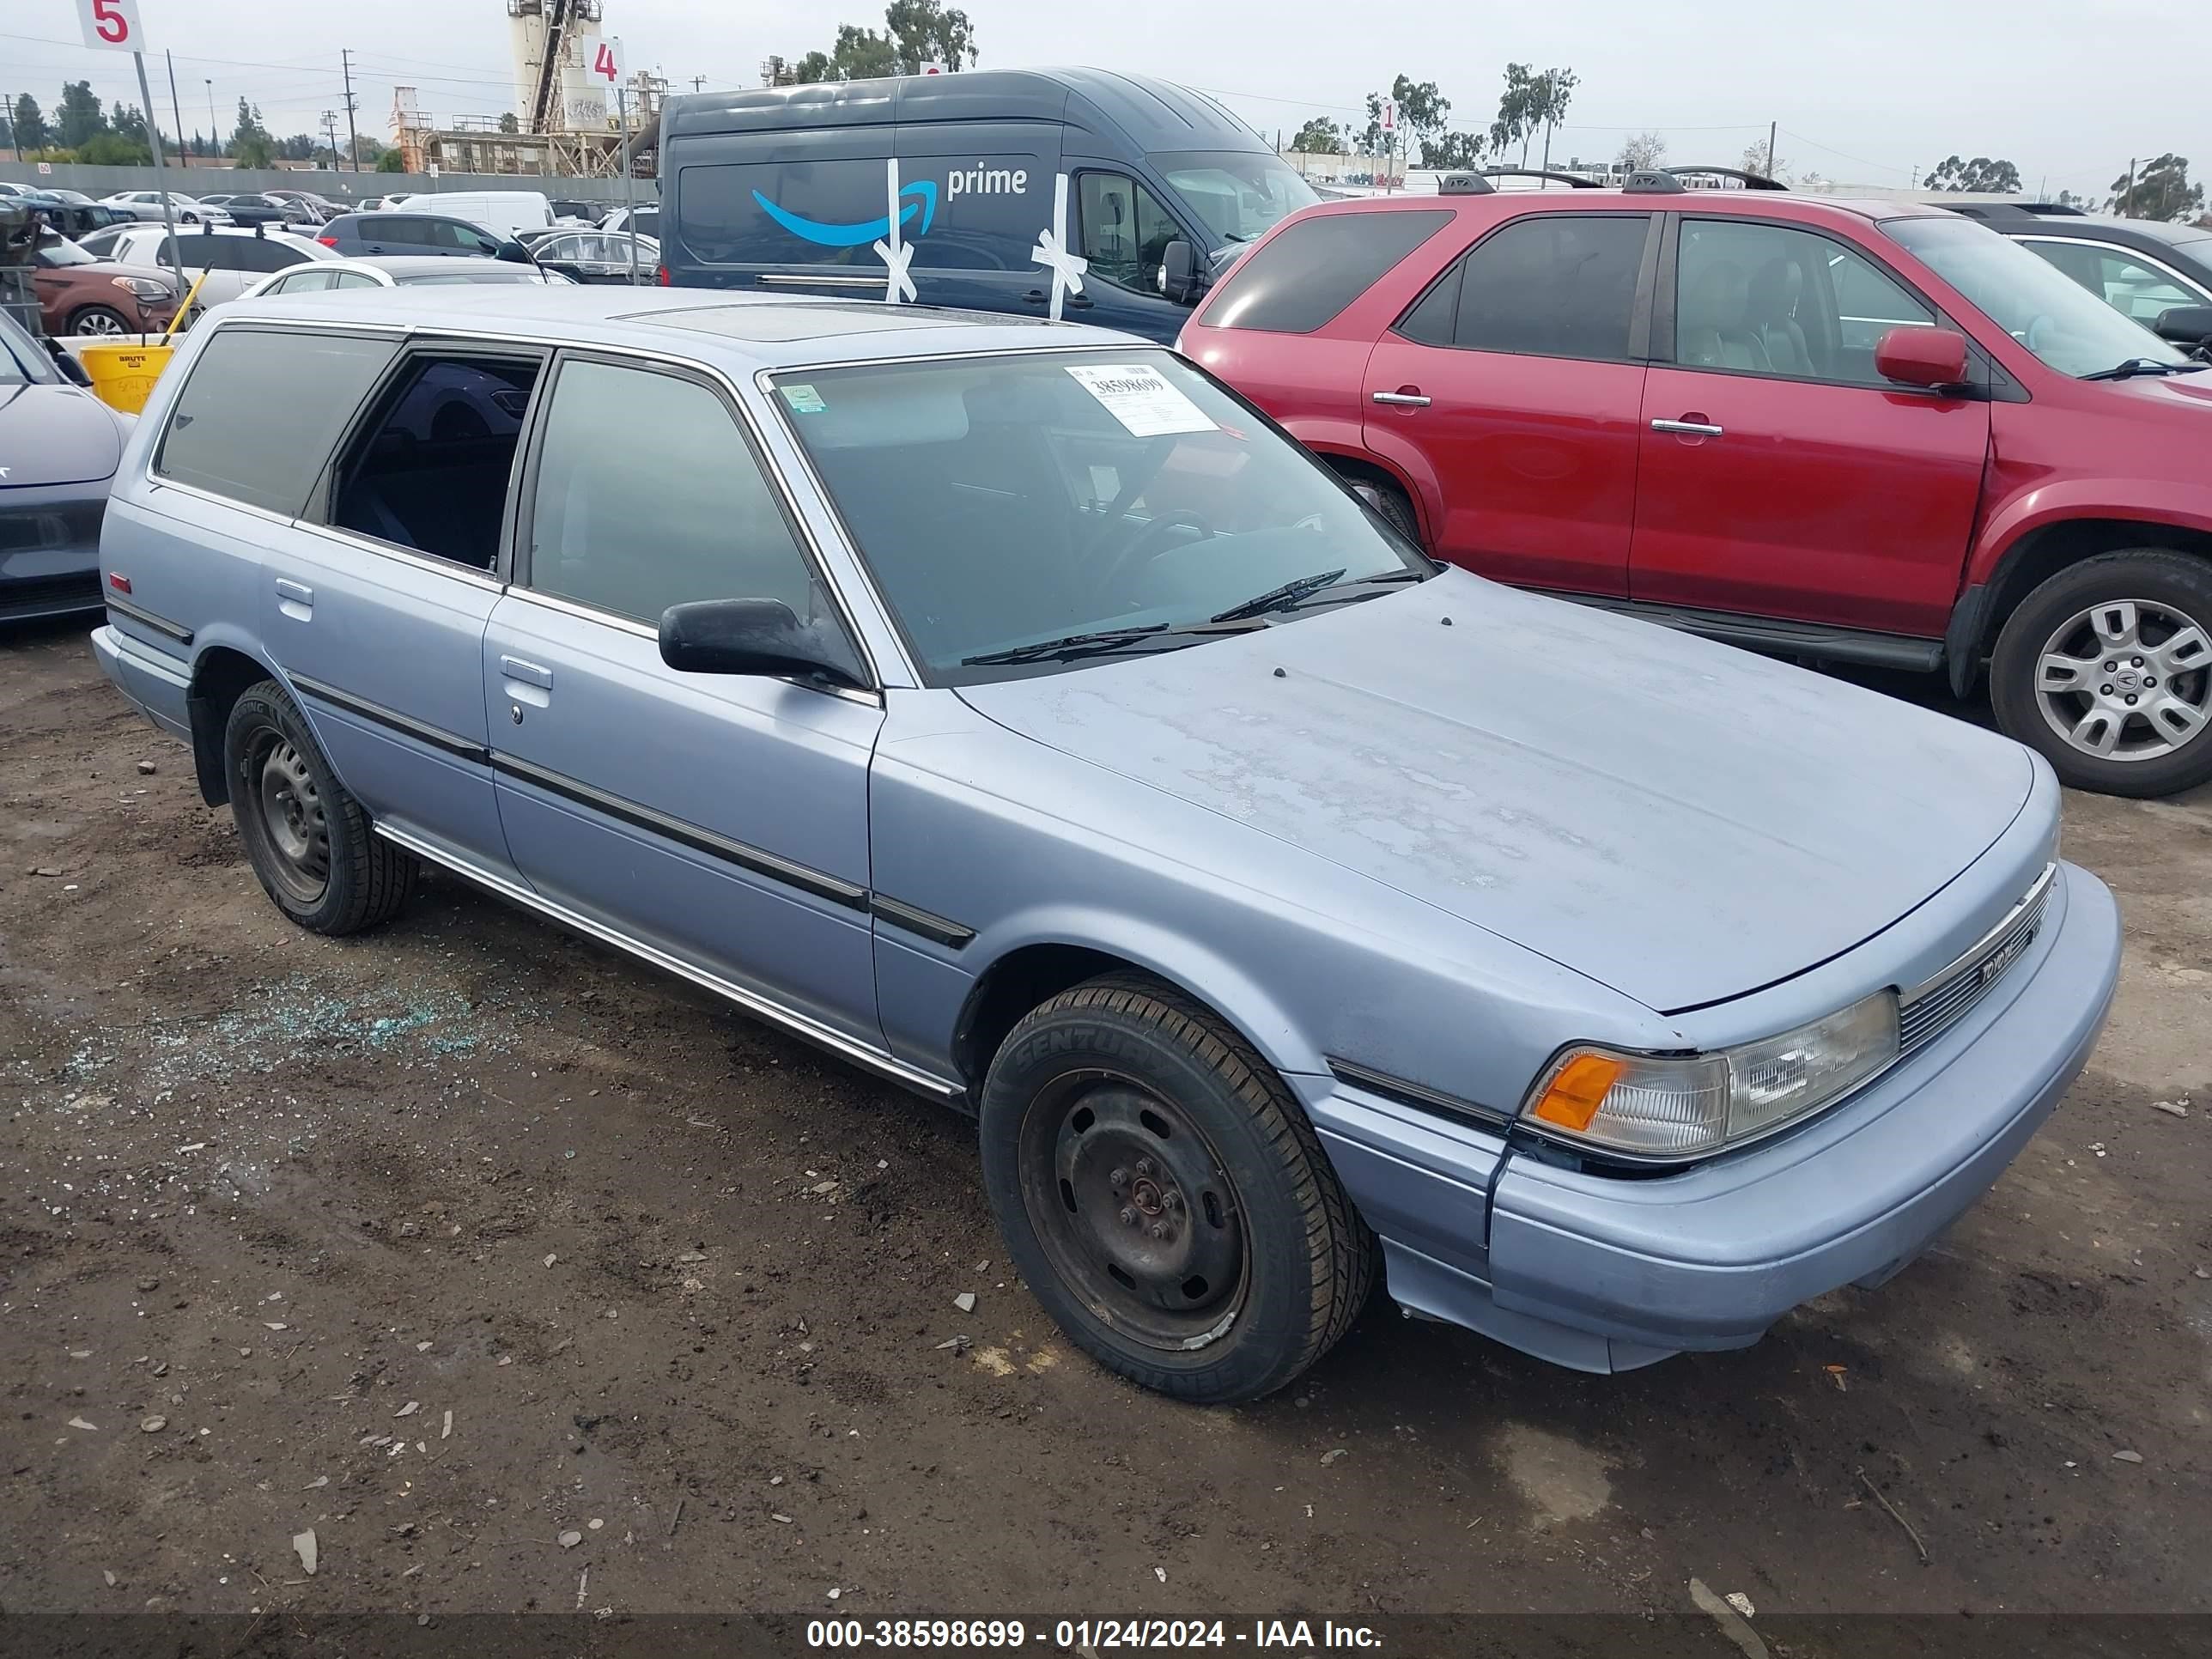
[1180,175,2212,796]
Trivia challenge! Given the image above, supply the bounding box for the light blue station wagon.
[91,286,2119,1401]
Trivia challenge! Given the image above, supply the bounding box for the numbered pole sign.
[589,36,626,86]
[77,0,144,51]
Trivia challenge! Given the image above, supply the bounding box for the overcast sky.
[6,0,2203,201]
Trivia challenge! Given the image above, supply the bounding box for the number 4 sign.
[589,37,626,85]
[78,0,144,51]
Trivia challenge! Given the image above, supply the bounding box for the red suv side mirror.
[1875,325,1969,391]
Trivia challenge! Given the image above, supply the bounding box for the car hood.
[0,383,123,486]
[39,258,161,288]
[2107,368,2212,413]
[955,573,2033,1013]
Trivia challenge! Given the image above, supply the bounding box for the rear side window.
[1201,210,1453,334]
[155,328,398,516]
[1449,215,1650,362]
[234,237,309,273]
[374,217,436,247]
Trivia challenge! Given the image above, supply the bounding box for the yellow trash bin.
[73,269,210,416]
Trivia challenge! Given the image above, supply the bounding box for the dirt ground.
[2,617,2208,1637]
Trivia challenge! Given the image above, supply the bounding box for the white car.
[238,254,575,299]
[97,190,233,227]
[92,224,333,307]
[596,204,659,239]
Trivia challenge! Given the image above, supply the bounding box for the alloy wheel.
[2033,598,2211,763]
[72,311,126,337]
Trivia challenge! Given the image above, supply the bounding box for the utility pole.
[2121,156,2137,216]
[3,96,19,163]
[1764,119,1777,179]
[690,76,705,93]
[340,50,360,171]
[320,110,340,168]
[206,79,219,161]
[165,51,187,167]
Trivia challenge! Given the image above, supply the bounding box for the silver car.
[90,288,2119,1401]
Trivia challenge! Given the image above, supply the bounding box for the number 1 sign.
[77,0,144,51]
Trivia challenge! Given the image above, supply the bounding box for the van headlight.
[1522,992,1900,1159]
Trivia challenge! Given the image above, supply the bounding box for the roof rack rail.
[1623,170,1686,194]
[1477,167,1599,190]
[1662,166,1789,191]
[1438,173,1495,195]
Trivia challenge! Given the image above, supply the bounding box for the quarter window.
[1674,218,1934,384]
[1206,209,1454,334]
[524,359,820,625]
[155,327,399,516]
[1447,214,1650,362]
[1076,173,1182,295]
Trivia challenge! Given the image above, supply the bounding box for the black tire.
[1990,550,2212,797]
[978,973,1376,1403]
[222,679,416,933]
[67,306,131,338]
[1369,480,1422,546]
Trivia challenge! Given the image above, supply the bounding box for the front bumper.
[1301,860,2121,1372]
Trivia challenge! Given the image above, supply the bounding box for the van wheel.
[978,973,1375,1403]
[223,679,416,933]
[1990,550,2212,797]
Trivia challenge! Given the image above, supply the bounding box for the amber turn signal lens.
[1531,1053,1623,1133]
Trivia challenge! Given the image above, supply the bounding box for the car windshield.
[0,308,60,386]
[773,349,1428,684]
[1155,149,1321,246]
[38,233,100,266]
[1885,216,2191,377]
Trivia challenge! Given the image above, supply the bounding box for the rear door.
[1360,210,1656,597]
[893,119,1056,318]
[1630,214,1990,637]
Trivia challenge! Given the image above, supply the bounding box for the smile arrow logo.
[753,180,939,247]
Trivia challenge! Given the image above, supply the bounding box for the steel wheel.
[1017,1073,1247,1352]
[2033,598,2211,763]
[251,735,331,905]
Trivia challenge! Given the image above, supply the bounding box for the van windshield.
[1156,150,1320,246]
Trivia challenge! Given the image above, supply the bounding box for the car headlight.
[114,276,174,301]
[1523,991,1900,1160]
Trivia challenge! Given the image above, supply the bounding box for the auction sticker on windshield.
[1065,364,1215,437]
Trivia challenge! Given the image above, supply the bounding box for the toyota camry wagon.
[92,288,2120,1401]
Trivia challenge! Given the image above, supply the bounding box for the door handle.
[274,577,313,620]
[498,655,553,689]
[1371,390,1431,407]
[1651,418,1724,436]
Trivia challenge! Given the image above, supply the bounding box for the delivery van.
[656,68,1318,342]
[389,191,556,240]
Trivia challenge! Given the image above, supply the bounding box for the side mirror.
[2153,304,2212,347]
[659,597,866,688]
[1162,238,1203,305]
[46,339,91,386]
[495,240,533,264]
[1875,325,1969,391]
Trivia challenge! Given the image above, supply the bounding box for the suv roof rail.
[1437,173,1495,195]
[1623,171,1686,194]
[1477,167,1599,190]
[1662,166,1789,191]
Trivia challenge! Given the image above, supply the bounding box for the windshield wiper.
[961,621,1255,668]
[1210,567,1428,624]
[1211,569,1348,623]
[2081,356,2206,381]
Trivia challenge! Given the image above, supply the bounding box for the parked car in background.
[314,212,537,264]
[549,198,606,225]
[1948,202,2212,345]
[1182,180,2212,796]
[238,255,574,299]
[530,229,657,283]
[198,192,317,228]
[94,224,332,308]
[386,190,556,240]
[0,305,132,623]
[25,228,181,337]
[596,204,659,240]
[658,68,1318,343]
[98,190,232,227]
[15,191,131,240]
[90,288,2118,1402]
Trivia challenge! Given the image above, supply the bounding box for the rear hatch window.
[1198,210,1454,334]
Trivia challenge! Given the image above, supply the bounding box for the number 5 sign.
[78,0,144,51]
[588,36,626,85]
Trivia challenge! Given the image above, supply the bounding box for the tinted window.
[526,360,817,623]
[428,219,501,255]
[1204,210,1454,334]
[373,217,436,247]
[1453,215,1648,361]
[235,237,310,274]
[675,159,890,268]
[1076,172,1181,295]
[156,328,399,515]
[2023,238,2207,322]
[1676,218,1933,383]
[329,355,539,569]
[161,232,233,270]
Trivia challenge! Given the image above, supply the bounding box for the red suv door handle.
[1372,388,1431,408]
[1652,416,1725,437]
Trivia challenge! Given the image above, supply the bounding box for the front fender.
[1968,476,2212,587]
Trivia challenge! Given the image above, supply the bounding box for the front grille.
[1897,865,2055,1059]
[0,500,103,555]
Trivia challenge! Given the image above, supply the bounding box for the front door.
[485,353,884,1046]
[1631,215,1990,638]
[1066,166,1200,343]
[1360,210,1655,597]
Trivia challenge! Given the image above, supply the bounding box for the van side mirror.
[1874,325,1969,391]
[659,597,866,689]
[1162,239,1204,305]
[2154,304,2212,347]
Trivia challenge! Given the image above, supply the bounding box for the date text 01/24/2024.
[804,1620,1384,1650]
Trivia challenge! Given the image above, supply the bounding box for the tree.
[274,132,317,162]
[229,97,275,168]
[1924,155,2021,193]
[78,130,149,166]
[11,94,50,152]
[1490,64,1536,165]
[496,111,520,134]
[884,0,977,72]
[1523,67,1577,174]
[376,148,405,173]
[1290,117,1342,155]
[111,103,149,148]
[1360,76,1447,163]
[1427,131,1486,169]
[2110,154,2202,222]
[58,81,106,150]
[1617,130,1667,173]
